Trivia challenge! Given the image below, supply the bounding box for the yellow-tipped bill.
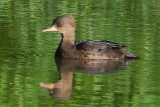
[40,82,55,89]
[43,25,58,32]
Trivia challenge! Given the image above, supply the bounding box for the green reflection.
[0,0,160,107]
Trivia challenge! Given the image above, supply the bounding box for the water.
[0,0,160,106]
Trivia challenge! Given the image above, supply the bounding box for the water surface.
[0,0,160,107]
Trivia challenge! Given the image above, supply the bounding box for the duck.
[43,14,138,59]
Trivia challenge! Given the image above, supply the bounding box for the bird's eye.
[57,22,63,27]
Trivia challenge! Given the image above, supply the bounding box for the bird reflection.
[40,57,135,100]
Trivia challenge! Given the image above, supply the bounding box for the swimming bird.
[43,14,138,59]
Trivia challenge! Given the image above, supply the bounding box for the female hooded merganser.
[43,14,138,59]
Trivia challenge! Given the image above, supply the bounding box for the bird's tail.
[121,49,139,59]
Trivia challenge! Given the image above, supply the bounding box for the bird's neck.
[56,31,76,58]
[60,31,75,47]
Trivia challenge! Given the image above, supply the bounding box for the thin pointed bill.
[43,25,58,32]
[40,82,55,89]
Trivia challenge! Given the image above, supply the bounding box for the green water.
[0,0,160,107]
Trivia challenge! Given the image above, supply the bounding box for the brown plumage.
[43,14,138,59]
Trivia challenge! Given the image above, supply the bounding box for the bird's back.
[75,40,138,59]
